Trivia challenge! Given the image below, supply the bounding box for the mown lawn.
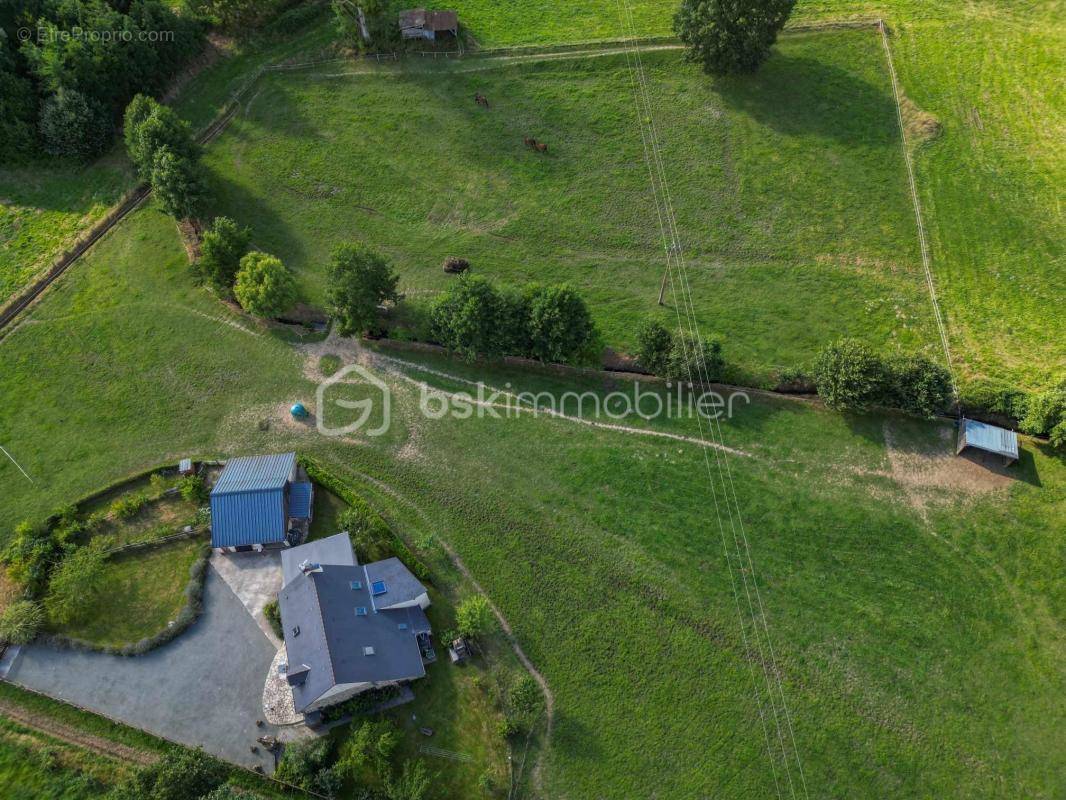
[47,536,206,648]
[203,29,933,384]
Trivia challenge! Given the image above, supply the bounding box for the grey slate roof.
[281,533,356,587]
[364,558,428,609]
[279,562,429,713]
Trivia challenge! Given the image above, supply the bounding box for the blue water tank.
[290,403,308,419]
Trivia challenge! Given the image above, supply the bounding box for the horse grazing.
[474,93,490,108]
[523,136,537,148]
[534,141,548,153]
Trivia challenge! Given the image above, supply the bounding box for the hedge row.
[298,456,432,584]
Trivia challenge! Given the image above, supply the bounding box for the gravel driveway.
[7,564,283,772]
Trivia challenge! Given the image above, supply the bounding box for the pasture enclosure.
[202,29,939,383]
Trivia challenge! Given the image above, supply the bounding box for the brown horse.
[534,141,548,153]
[523,136,537,148]
[474,93,490,108]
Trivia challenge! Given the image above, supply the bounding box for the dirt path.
[0,698,158,766]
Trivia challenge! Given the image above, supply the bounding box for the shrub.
[274,737,340,796]
[149,473,168,499]
[883,355,953,418]
[431,277,510,360]
[326,243,400,336]
[179,475,208,505]
[111,493,147,520]
[963,380,1028,420]
[264,599,282,639]
[523,284,597,364]
[3,521,65,596]
[234,252,298,318]
[319,354,342,376]
[0,600,44,645]
[1050,422,1066,450]
[384,759,431,800]
[674,0,796,75]
[198,216,251,291]
[635,318,673,375]
[320,685,403,723]
[1019,383,1066,438]
[46,543,108,625]
[664,332,725,384]
[39,89,112,160]
[813,339,885,411]
[151,147,207,220]
[110,747,226,800]
[336,719,400,780]
[456,594,496,639]
[509,673,543,731]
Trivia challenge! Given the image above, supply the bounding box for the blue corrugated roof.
[212,453,296,495]
[961,419,1019,460]
[289,482,313,520]
[210,453,296,547]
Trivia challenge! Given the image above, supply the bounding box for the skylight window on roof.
[356,606,368,617]
[363,646,375,656]
[370,580,387,596]
[397,623,408,630]
[350,580,362,590]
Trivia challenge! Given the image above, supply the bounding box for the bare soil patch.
[883,421,1012,511]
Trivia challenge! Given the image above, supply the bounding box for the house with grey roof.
[277,533,433,714]
[210,453,313,551]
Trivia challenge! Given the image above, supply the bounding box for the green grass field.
[0,199,1062,795]
[203,29,935,383]
[0,151,133,305]
[0,3,1062,798]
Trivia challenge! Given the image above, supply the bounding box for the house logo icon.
[316,364,391,438]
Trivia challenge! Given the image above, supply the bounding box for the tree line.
[1,1,205,163]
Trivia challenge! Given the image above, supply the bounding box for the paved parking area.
[8,565,283,772]
[211,550,284,646]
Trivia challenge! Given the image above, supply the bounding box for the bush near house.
[0,600,44,645]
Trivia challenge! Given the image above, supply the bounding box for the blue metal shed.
[210,453,297,548]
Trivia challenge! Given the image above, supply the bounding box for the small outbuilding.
[399,8,458,40]
[956,418,1019,465]
[210,452,314,550]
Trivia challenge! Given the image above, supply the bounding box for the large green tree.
[45,543,108,625]
[125,97,199,179]
[150,146,207,220]
[813,338,885,411]
[431,277,510,360]
[326,243,400,335]
[233,251,297,318]
[39,88,113,160]
[198,216,251,291]
[523,283,597,364]
[674,0,796,75]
